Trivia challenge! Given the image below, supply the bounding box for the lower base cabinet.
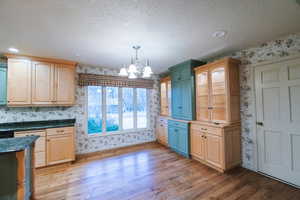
[168,119,190,158]
[46,127,75,166]
[156,116,169,146]
[190,122,241,172]
[15,126,75,168]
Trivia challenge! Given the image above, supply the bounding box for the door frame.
[250,53,300,184]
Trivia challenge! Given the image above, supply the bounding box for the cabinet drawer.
[15,130,46,137]
[46,127,74,136]
[35,151,46,168]
[168,120,188,129]
[190,124,222,136]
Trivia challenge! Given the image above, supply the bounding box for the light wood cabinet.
[5,54,76,107]
[46,127,75,166]
[32,61,55,105]
[160,76,171,116]
[55,64,75,105]
[15,130,46,168]
[7,59,32,106]
[194,58,240,123]
[15,126,75,168]
[156,116,168,146]
[190,122,241,172]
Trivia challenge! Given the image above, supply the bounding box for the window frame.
[85,86,150,137]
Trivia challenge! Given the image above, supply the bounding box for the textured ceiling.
[0,0,300,73]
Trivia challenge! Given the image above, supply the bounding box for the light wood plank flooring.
[35,143,300,200]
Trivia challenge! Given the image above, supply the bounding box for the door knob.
[256,122,264,126]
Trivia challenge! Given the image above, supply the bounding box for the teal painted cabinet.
[168,120,189,157]
[169,60,205,121]
[0,68,7,105]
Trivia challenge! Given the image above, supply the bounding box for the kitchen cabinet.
[7,58,32,106]
[46,127,75,166]
[156,116,168,146]
[14,126,75,168]
[190,122,241,172]
[194,58,240,123]
[168,119,189,157]
[160,76,171,116]
[169,59,205,121]
[32,61,55,105]
[5,54,76,107]
[15,130,46,168]
[55,64,76,105]
[0,68,7,105]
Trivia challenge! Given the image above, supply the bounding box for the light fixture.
[119,46,153,79]
[8,47,19,53]
[212,30,227,38]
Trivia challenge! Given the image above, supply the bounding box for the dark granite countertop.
[0,119,76,132]
[0,136,39,153]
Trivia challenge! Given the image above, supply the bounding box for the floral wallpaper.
[1,33,299,167]
[0,60,160,154]
[208,33,300,170]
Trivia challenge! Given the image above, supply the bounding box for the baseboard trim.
[76,141,158,161]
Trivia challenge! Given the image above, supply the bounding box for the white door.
[255,57,300,186]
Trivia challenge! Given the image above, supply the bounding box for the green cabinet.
[0,68,7,105]
[168,120,190,157]
[169,59,205,121]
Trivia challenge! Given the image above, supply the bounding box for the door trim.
[251,53,300,183]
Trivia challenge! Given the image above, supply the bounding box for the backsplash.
[208,33,300,170]
[0,60,160,154]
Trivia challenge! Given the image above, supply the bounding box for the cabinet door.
[55,64,75,105]
[181,80,193,120]
[196,69,210,121]
[177,127,188,155]
[32,61,55,105]
[0,68,7,105]
[205,133,223,168]
[47,133,75,165]
[171,81,183,118]
[167,80,172,116]
[7,59,31,105]
[190,129,205,160]
[168,126,178,150]
[210,66,227,122]
[160,82,168,115]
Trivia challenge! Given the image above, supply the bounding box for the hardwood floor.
[35,143,300,200]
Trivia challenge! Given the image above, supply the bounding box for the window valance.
[78,73,154,89]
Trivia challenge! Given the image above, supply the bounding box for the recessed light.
[8,47,19,53]
[212,30,227,38]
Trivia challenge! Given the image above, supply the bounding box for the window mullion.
[102,86,106,133]
[133,88,137,129]
[146,89,150,129]
[119,87,123,131]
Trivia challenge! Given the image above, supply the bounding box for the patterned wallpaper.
[1,33,299,168]
[0,61,160,154]
[208,33,300,170]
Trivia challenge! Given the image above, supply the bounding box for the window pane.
[137,88,147,128]
[88,86,102,134]
[106,87,119,132]
[122,88,134,130]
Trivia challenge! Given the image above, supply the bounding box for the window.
[87,86,149,135]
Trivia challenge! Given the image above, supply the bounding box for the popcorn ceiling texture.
[0,33,299,167]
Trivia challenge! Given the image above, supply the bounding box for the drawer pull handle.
[201,128,207,131]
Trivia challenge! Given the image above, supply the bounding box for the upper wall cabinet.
[194,58,241,123]
[160,76,171,116]
[5,54,76,107]
[7,59,32,106]
[0,68,7,105]
[169,59,205,121]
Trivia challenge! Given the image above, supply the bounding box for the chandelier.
[119,46,153,79]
